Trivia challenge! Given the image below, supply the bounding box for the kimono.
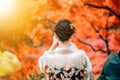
[39,43,92,80]
[0,50,21,77]
[98,53,120,80]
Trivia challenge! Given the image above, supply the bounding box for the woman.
[98,51,120,80]
[0,50,21,80]
[39,19,92,80]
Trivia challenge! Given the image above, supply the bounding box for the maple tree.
[0,0,120,79]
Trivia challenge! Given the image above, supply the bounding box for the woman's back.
[40,43,89,68]
[39,43,92,80]
[38,19,92,80]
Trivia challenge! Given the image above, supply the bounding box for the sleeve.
[97,60,110,80]
[38,56,44,73]
[97,54,113,80]
[81,50,92,80]
[38,51,48,73]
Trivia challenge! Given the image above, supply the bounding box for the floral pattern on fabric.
[47,67,87,80]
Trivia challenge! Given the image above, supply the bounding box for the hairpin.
[70,24,75,29]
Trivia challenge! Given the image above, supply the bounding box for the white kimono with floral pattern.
[39,43,92,80]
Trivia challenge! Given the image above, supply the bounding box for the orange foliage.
[0,0,120,79]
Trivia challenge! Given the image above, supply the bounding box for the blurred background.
[0,0,120,80]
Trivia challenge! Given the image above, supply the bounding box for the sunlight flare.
[0,0,31,34]
[0,0,17,16]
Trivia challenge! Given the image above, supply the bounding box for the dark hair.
[54,19,75,42]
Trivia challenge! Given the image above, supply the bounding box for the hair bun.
[55,19,75,42]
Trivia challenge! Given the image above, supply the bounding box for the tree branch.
[83,15,106,41]
[77,39,107,53]
[104,18,111,55]
[84,3,120,19]
[81,15,111,55]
